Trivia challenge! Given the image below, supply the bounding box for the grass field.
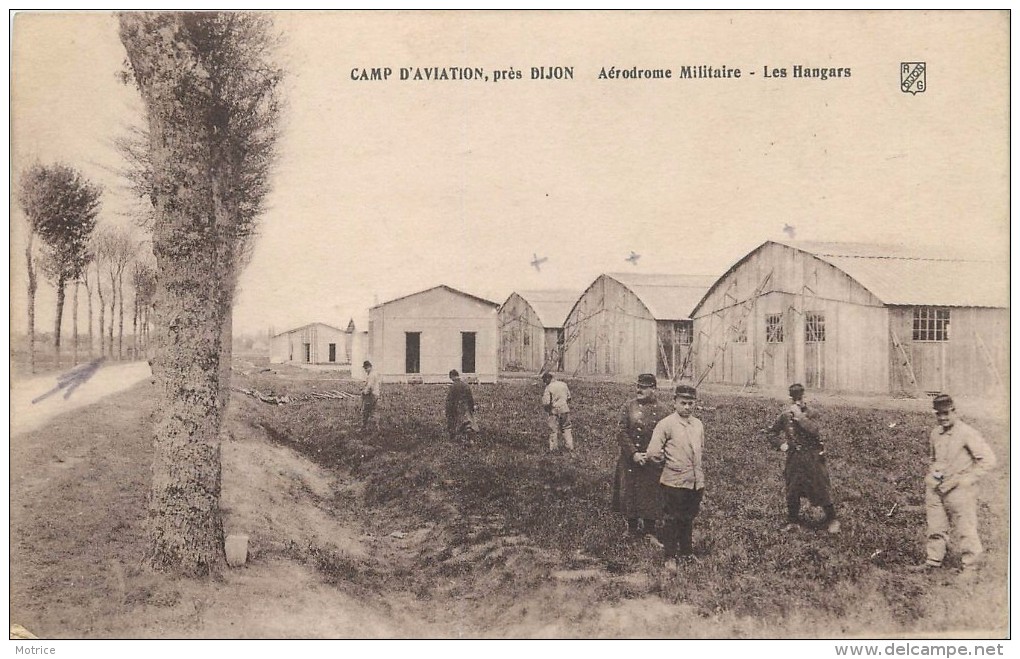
[9,364,1009,638]
[241,369,1009,637]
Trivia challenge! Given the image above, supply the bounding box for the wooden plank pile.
[234,387,359,405]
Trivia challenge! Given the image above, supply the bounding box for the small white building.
[368,285,500,383]
[270,322,349,365]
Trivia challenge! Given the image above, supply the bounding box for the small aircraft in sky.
[531,253,548,272]
[783,223,796,239]
[625,251,641,265]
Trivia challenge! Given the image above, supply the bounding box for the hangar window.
[913,307,950,342]
[765,313,784,343]
[805,313,826,342]
[732,325,747,343]
[675,320,693,345]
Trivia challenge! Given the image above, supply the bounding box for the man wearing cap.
[636,384,705,573]
[446,369,478,443]
[766,383,839,534]
[360,360,382,431]
[911,393,997,573]
[613,374,670,543]
[541,372,574,452]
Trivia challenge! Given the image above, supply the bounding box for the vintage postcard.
[9,10,1010,650]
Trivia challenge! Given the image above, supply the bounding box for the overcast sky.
[10,11,1010,337]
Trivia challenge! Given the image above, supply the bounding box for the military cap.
[674,384,697,399]
[363,360,372,368]
[449,369,460,378]
[637,373,657,388]
[932,393,954,410]
[541,372,553,382]
[789,383,805,401]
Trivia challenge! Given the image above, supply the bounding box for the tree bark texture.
[121,13,228,575]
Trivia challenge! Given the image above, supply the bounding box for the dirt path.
[10,360,152,437]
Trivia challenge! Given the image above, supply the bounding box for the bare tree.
[120,11,283,574]
[131,258,156,359]
[18,164,101,370]
[92,225,138,360]
[115,235,140,360]
[93,235,109,358]
[80,253,97,358]
[71,245,96,364]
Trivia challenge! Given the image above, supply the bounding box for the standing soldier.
[910,393,997,574]
[445,369,478,443]
[360,360,381,431]
[636,384,706,573]
[541,372,574,452]
[612,373,670,544]
[766,383,840,534]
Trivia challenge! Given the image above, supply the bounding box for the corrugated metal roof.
[779,240,1008,308]
[606,272,717,320]
[509,289,581,328]
[272,322,346,338]
[371,284,500,310]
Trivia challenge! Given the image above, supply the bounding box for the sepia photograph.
[8,9,1011,649]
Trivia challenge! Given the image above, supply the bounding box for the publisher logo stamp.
[901,62,926,94]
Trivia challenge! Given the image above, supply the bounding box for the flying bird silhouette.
[783,224,796,239]
[531,253,548,272]
[626,251,641,265]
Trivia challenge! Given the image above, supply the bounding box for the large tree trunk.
[72,280,80,365]
[26,234,37,374]
[147,254,224,575]
[54,276,66,370]
[121,13,226,575]
[217,301,234,409]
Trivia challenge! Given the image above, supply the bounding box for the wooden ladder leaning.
[889,327,922,396]
[695,269,774,388]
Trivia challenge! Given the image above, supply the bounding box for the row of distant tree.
[17,163,156,373]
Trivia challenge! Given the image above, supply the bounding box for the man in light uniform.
[361,360,382,431]
[541,372,574,452]
[636,384,705,573]
[911,393,996,573]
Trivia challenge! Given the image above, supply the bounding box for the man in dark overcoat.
[766,383,840,534]
[445,369,478,443]
[612,373,671,543]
